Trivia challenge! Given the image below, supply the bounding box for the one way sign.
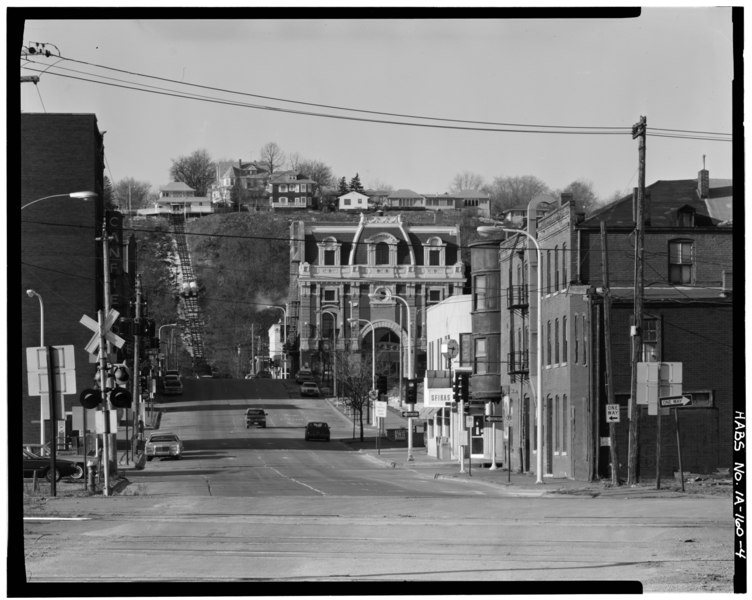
[659,394,693,408]
[80,308,125,355]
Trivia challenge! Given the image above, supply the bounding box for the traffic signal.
[110,387,133,409]
[282,342,289,354]
[405,379,417,404]
[377,375,388,395]
[452,373,461,402]
[79,388,102,409]
[460,373,470,402]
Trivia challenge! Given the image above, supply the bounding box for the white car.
[300,382,320,397]
[145,432,184,460]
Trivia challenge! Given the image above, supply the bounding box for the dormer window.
[677,206,695,227]
[423,236,446,266]
[317,236,341,266]
[365,233,399,266]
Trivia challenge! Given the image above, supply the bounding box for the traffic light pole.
[98,217,114,496]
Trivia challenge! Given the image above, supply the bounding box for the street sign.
[368,389,378,401]
[375,401,387,418]
[659,394,693,408]
[402,411,419,418]
[80,308,125,355]
[484,415,504,423]
[442,339,459,359]
[26,345,77,396]
[606,404,620,423]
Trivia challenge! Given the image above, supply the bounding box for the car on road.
[161,378,183,395]
[300,381,320,397]
[254,371,272,379]
[23,448,82,481]
[145,432,184,460]
[245,408,267,428]
[295,369,314,383]
[305,422,330,442]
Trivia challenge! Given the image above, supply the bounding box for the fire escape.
[507,281,530,380]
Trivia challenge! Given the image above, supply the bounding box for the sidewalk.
[325,397,726,499]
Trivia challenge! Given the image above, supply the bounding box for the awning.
[418,406,440,420]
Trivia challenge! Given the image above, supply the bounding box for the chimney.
[560,192,574,206]
[698,166,710,199]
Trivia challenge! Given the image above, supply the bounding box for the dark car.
[23,449,82,482]
[254,371,272,379]
[161,377,183,395]
[295,369,314,383]
[305,422,330,441]
[246,408,267,428]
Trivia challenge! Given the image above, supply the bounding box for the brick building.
[480,169,732,481]
[20,113,133,445]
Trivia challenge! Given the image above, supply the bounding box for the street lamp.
[477,218,544,484]
[268,305,288,379]
[320,309,339,397]
[158,323,177,373]
[377,291,414,462]
[22,191,98,447]
[26,289,47,445]
[21,190,98,210]
[348,317,376,390]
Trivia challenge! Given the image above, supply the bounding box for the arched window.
[375,242,390,265]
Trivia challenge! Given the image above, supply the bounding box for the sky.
[18,7,735,201]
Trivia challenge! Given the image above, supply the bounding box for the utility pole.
[132,274,142,462]
[601,221,620,486]
[627,115,647,485]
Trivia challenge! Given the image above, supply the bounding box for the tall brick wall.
[21,114,104,444]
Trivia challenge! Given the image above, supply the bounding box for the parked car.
[145,432,184,460]
[22,448,82,481]
[300,381,320,397]
[245,408,267,428]
[161,378,183,395]
[295,369,314,383]
[254,371,272,379]
[305,422,330,442]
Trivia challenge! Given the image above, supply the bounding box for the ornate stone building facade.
[288,214,466,388]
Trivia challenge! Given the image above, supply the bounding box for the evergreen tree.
[348,173,365,193]
[338,176,349,195]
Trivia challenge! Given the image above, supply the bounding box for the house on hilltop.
[138,181,213,217]
[268,171,318,211]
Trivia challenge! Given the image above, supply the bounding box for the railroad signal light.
[79,388,102,409]
[110,387,133,409]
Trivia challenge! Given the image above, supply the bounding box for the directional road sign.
[402,411,419,418]
[606,404,621,423]
[484,415,504,423]
[80,308,125,354]
[659,394,693,408]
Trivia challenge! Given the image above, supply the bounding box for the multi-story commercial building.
[21,113,134,446]
[479,169,733,481]
[288,213,466,387]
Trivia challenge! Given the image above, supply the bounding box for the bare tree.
[366,178,394,193]
[113,177,152,211]
[334,350,374,441]
[557,179,599,215]
[297,159,334,190]
[169,149,215,197]
[487,175,551,216]
[259,142,286,174]
[449,171,485,192]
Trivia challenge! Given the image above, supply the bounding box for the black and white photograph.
[10,5,743,595]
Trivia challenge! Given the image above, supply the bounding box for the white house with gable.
[338,191,369,211]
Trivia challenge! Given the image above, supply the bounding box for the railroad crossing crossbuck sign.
[80,308,125,355]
